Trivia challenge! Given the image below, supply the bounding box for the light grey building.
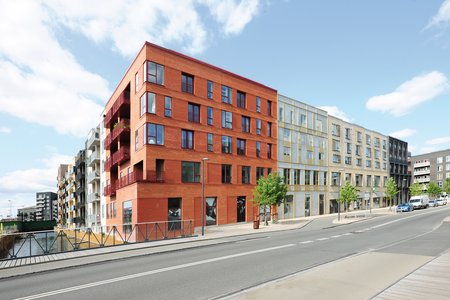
[17,206,37,222]
[412,149,450,189]
[35,192,57,221]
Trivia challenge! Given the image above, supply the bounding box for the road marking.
[316,237,329,241]
[330,235,342,238]
[299,241,313,244]
[343,233,352,236]
[13,244,296,300]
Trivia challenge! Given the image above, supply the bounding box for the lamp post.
[201,158,209,236]
[338,169,344,222]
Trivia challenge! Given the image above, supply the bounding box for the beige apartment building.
[328,116,388,212]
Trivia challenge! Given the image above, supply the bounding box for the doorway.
[237,196,246,222]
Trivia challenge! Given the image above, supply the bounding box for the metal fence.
[0,220,193,261]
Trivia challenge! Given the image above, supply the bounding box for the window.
[146,61,164,85]
[366,160,372,168]
[242,166,251,184]
[438,157,443,164]
[164,96,172,117]
[181,73,194,94]
[305,170,311,185]
[135,130,139,151]
[356,158,362,166]
[222,164,232,183]
[346,143,352,154]
[355,174,362,186]
[332,154,341,163]
[256,119,261,135]
[256,141,261,157]
[140,92,156,116]
[267,100,272,116]
[366,175,372,187]
[168,198,182,229]
[207,80,213,99]
[366,147,372,158]
[319,152,325,161]
[357,131,362,143]
[182,162,200,182]
[307,150,313,160]
[145,123,164,145]
[222,111,233,129]
[294,169,301,185]
[237,91,246,108]
[279,106,283,121]
[242,116,250,133]
[135,72,139,93]
[123,200,132,233]
[374,137,380,148]
[332,139,340,151]
[222,85,232,104]
[345,128,351,140]
[222,136,232,154]
[207,133,213,152]
[300,114,307,126]
[331,172,340,186]
[366,134,371,145]
[283,128,291,140]
[207,107,213,125]
[267,122,272,137]
[256,96,261,112]
[256,167,264,181]
[332,124,340,137]
[237,139,246,155]
[356,145,361,156]
[188,103,200,123]
[267,143,272,159]
[284,168,291,184]
[345,156,352,165]
[283,146,291,156]
[181,129,194,149]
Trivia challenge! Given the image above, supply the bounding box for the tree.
[409,181,422,197]
[253,173,288,225]
[427,182,441,199]
[443,178,450,195]
[339,181,358,214]
[385,177,399,206]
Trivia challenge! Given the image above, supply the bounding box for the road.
[2,206,450,300]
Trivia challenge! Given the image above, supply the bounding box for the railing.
[86,132,100,150]
[87,192,100,204]
[0,220,194,261]
[105,156,113,172]
[115,170,165,190]
[112,147,130,166]
[104,184,116,197]
[104,134,112,150]
[87,171,100,183]
[87,151,100,166]
[111,119,130,141]
[104,90,130,129]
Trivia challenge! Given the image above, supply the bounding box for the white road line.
[330,235,342,238]
[299,241,313,244]
[343,233,352,236]
[13,244,295,300]
[316,237,329,241]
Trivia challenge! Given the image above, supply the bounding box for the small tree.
[427,181,441,199]
[443,178,450,195]
[386,177,399,206]
[253,173,288,225]
[409,181,422,197]
[339,181,358,214]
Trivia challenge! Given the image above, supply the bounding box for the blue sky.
[1,0,450,216]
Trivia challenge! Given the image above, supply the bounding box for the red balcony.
[104,134,113,150]
[104,110,113,128]
[105,156,113,172]
[146,170,165,183]
[115,170,165,190]
[104,89,130,129]
[112,147,130,166]
[112,90,130,117]
[111,119,130,142]
[104,183,116,197]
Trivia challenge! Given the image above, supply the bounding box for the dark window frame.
[242,116,250,133]
[221,85,232,104]
[146,61,164,85]
[181,129,194,149]
[188,102,200,123]
[207,80,213,99]
[237,91,246,108]
[222,136,232,154]
[164,96,172,117]
[222,164,232,184]
[182,73,194,94]
[181,162,200,183]
[237,139,246,156]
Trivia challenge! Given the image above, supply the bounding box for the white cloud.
[0,126,11,134]
[200,0,261,35]
[366,71,449,116]
[318,106,350,122]
[426,136,450,145]
[389,128,416,139]
[427,0,450,28]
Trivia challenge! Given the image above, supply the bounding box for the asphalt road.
[2,206,450,300]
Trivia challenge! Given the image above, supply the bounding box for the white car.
[437,197,447,206]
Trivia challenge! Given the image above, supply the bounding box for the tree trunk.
[263,206,268,226]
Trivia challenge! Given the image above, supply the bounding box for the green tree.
[427,181,441,199]
[409,181,422,197]
[443,178,450,195]
[253,173,288,225]
[339,181,358,214]
[385,177,399,206]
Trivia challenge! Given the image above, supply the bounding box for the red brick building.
[103,42,277,229]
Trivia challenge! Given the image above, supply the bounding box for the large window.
[237,139,246,155]
[207,133,213,152]
[164,96,172,117]
[267,143,272,159]
[256,141,261,157]
[256,119,261,135]
[140,92,156,116]
[207,107,213,125]
[182,162,200,182]
[242,116,250,133]
[222,136,232,154]
[207,80,213,99]
[135,72,139,93]
[242,166,251,184]
[222,85,232,104]
[256,167,264,181]
[146,61,164,85]
[188,103,200,123]
[168,198,181,230]
[135,130,139,151]
[182,73,194,94]
[145,123,164,145]
[222,164,232,183]
[237,91,246,108]
[222,111,233,129]
[181,129,194,149]
[256,96,261,112]
[123,200,132,233]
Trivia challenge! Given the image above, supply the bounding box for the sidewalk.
[0,208,391,279]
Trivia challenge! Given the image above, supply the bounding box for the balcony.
[116,170,165,190]
[104,183,116,197]
[414,161,430,168]
[87,192,100,204]
[105,118,130,150]
[86,131,100,150]
[104,134,113,150]
[415,177,430,183]
[414,169,430,176]
[104,89,130,129]
[87,214,100,224]
[112,147,130,166]
[87,171,100,183]
[105,156,113,172]
[87,150,100,166]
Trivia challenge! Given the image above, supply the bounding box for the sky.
[1,0,450,217]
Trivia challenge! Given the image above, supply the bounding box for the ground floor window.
[168,198,181,230]
[123,200,132,234]
[206,197,217,226]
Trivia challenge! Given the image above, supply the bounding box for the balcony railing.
[86,131,100,150]
[104,184,116,197]
[112,147,130,166]
[104,134,112,150]
[87,192,100,204]
[105,156,113,172]
[105,119,130,150]
[115,170,165,190]
[104,90,130,129]
[87,151,100,166]
[87,171,100,183]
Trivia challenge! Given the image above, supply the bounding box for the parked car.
[396,203,414,212]
[437,197,447,206]
[409,195,430,209]
[429,200,438,207]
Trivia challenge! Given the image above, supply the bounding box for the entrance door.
[319,194,324,215]
[305,194,311,217]
[284,195,294,219]
[237,196,246,222]
[205,197,217,226]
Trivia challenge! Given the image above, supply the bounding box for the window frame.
[221,85,232,104]
[181,161,200,183]
[181,129,194,149]
[188,102,200,123]
[144,123,164,145]
[146,61,164,85]
[181,73,194,94]
[237,91,246,108]
[164,96,172,117]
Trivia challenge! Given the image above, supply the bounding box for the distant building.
[75,150,86,227]
[17,206,37,222]
[57,164,69,225]
[388,136,410,204]
[35,192,57,221]
[412,149,450,189]
[85,125,101,228]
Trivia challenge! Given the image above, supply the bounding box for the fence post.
[29,234,32,257]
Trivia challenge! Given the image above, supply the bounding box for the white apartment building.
[86,125,101,228]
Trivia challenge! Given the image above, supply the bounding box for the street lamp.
[338,169,344,222]
[201,157,209,236]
